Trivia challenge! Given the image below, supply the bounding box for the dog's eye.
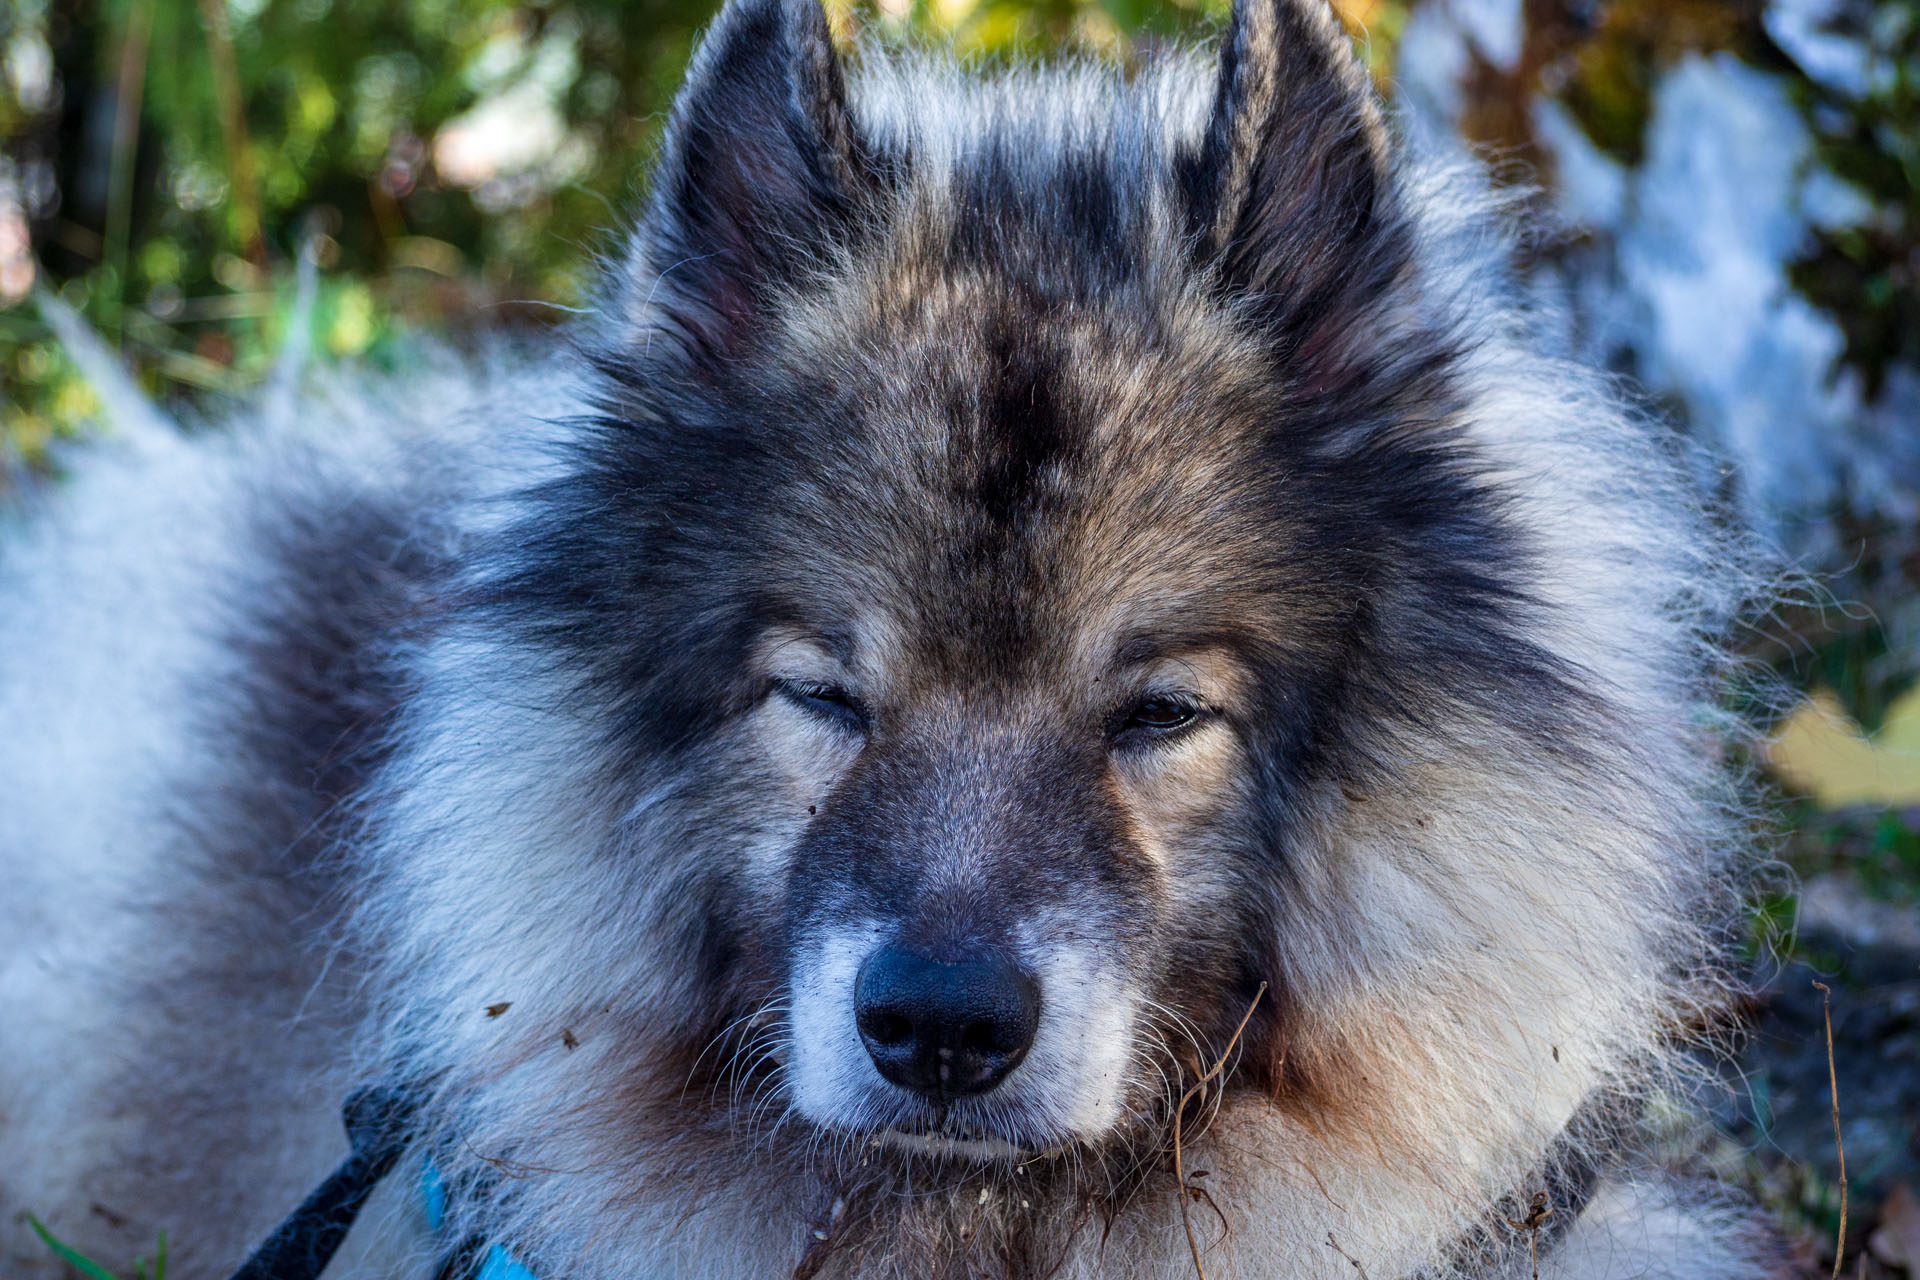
[1114,696,1203,740]
[775,679,866,729]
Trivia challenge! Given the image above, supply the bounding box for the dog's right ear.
[1184,0,1404,364]
[612,0,879,370]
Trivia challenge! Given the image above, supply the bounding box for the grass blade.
[27,1215,122,1280]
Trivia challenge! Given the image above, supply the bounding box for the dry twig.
[1813,981,1847,1279]
[1172,982,1267,1280]
[1504,1191,1554,1280]
[1325,1231,1370,1278]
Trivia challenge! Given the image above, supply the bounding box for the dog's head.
[391,0,1725,1247]
[474,0,1607,1167]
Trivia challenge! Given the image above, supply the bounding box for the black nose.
[854,945,1041,1100]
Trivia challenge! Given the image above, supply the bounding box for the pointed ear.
[617,0,878,368]
[1186,0,1401,339]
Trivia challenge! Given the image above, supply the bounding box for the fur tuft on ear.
[1182,0,1406,366]
[611,0,879,370]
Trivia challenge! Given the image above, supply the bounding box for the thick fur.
[0,1,1779,1277]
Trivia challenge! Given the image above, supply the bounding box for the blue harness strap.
[474,1244,540,1280]
[423,1160,537,1280]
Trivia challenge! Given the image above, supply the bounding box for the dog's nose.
[853,945,1040,1100]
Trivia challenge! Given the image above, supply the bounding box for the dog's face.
[763,627,1219,1155]
[485,0,1570,1178]
[748,322,1296,1156]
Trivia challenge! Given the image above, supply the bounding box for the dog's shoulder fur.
[0,350,582,1275]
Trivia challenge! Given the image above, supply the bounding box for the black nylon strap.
[224,1086,417,1280]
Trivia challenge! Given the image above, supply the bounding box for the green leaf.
[26,1215,123,1280]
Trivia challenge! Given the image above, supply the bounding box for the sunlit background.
[2,0,1917,1273]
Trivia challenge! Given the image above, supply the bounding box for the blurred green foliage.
[1790,0,1920,399]
[1788,800,1920,904]
[2,0,735,458]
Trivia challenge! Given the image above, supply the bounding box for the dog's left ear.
[1185,0,1401,339]
[612,0,878,369]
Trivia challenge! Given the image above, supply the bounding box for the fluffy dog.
[0,0,1778,1275]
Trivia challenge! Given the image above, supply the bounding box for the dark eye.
[1114,696,1203,740]
[775,679,866,729]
